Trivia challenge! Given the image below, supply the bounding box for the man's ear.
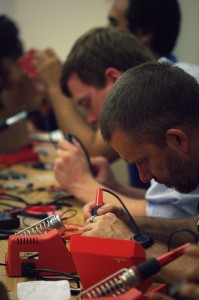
[104,68,122,84]
[166,129,189,153]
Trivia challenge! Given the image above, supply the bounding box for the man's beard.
[164,148,199,193]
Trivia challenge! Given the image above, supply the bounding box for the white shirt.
[146,58,199,218]
[146,180,199,218]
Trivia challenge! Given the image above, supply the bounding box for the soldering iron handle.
[92,206,102,216]
[92,188,104,216]
[136,242,191,282]
[136,258,161,282]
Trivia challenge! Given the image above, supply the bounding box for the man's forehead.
[67,72,86,98]
[110,129,158,163]
[110,130,137,159]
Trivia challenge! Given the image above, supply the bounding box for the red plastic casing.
[70,234,151,291]
[5,229,76,276]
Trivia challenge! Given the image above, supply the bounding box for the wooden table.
[0,143,166,300]
[0,145,84,300]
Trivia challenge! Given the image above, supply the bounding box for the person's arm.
[34,48,118,161]
[134,216,197,246]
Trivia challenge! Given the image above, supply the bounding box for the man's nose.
[86,113,98,127]
[136,165,153,183]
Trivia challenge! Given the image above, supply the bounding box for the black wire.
[0,191,74,217]
[0,193,29,212]
[28,268,80,287]
[60,209,78,220]
[0,202,23,210]
[102,188,141,234]
[0,192,28,205]
[167,228,198,251]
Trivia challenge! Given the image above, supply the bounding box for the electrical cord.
[102,188,141,234]
[0,229,17,240]
[0,191,74,215]
[27,268,81,295]
[0,192,28,205]
[60,208,77,220]
[167,228,198,251]
[66,133,96,176]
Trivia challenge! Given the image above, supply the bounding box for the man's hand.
[90,156,120,189]
[34,48,63,91]
[82,212,133,239]
[54,138,92,191]
[82,202,130,223]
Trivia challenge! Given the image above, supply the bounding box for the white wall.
[174,0,199,64]
[0,0,111,61]
[0,0,199,64]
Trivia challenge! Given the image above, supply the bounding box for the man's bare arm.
[134,216,197,246]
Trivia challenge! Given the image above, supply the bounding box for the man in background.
[107,0,180,62]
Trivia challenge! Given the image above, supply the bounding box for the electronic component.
[131,233,154,249]
[0,212,20,229]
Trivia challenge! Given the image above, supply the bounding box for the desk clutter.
[0,144,190,299]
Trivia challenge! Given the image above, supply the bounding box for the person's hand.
[150,245,199,300]
[82,201,97,220]
[54,138,93,192]
[83,202,130,224]
[90,156,120,190]
[177,245,199,299]
[34,48,63,92]
[82,212,133,239]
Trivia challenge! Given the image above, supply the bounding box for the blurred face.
[67,72,114,128]
[111,130,199,193]
[107,0,129,29]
